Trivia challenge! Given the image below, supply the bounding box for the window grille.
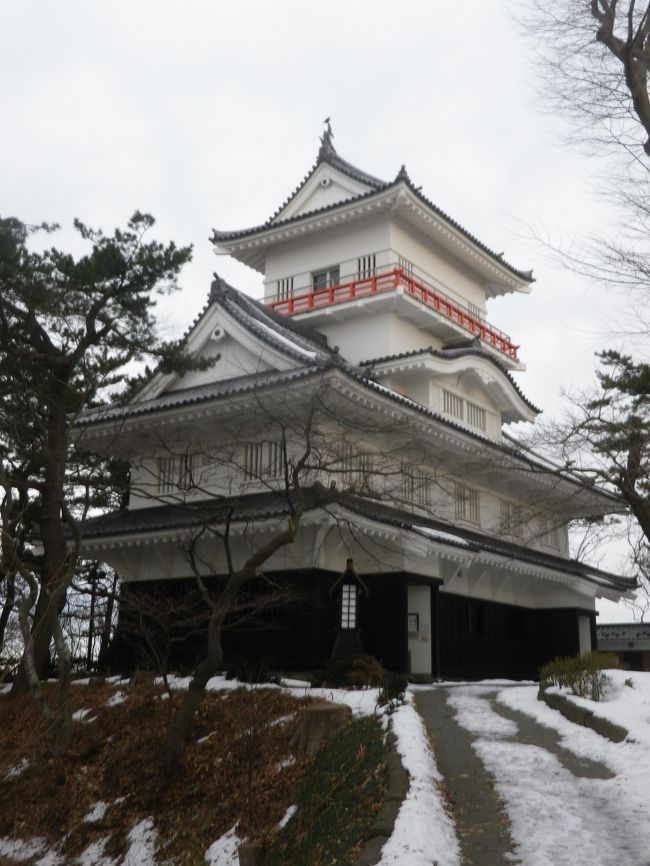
[357,254,376,278]
[468,302,484,322]
[443,391,487,433]
[455,482,480,524]
[466,401,487,432]
[500,500,524,537]
[336,442,355,486]
[243,441,284,481]
[341,584,357,629]
[277,277,293,301]
[402,465,434,507]
[443,389,465,422]
[157,453,197,494]
[542,520,562,549]
[398,255,414,276]
[312,266,340,291]
[356,452,374,491]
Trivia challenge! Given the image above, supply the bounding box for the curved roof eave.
[360,345,541,416]
[212,176,533,287]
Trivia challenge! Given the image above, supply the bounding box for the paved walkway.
[416,688,517,866]
[415,684,615,866]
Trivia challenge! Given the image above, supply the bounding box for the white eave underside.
[213,185,531,298]
[80,507,630,602]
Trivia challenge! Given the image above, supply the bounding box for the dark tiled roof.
[207,275,336,362]
[77,367,326,426]
[340,495,635,592]
[597,623,650,641]
[211,143,533,284]
[264,136,386,226]
[80,489,314,538]
[80,487,634,593]
[359,343,541,415]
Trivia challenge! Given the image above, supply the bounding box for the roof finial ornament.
[209,272,228,300]
[318,117,336,161]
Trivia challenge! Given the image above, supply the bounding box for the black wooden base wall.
[105,572,589,681]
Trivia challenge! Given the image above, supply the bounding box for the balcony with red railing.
[265,265,520,363]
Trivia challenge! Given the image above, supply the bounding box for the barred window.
[357,254,376,278]
[468,302,484,322]
[398,255,414,276]
[157,453,197,494]
[243,441,284,481]
[443,389,465,422]
[542,519,563,549]
[403,465,434,507]
[466,401,487,432]
[455,482,480,524]
[277,277,294,300]
[500,499,524,537]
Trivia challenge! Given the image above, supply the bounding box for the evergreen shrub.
[313,654,384,688]
[538,651,619,701]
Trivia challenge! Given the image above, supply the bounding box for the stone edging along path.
[538,689,629,743]
[355,726,409,866]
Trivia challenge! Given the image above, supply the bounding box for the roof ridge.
[212,175,534,284]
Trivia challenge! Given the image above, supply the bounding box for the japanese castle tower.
[79,126,634,679]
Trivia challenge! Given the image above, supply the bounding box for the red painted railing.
[266,267,520,362]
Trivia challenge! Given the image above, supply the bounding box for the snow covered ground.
[6,672,649,866]
[446,673,650,866]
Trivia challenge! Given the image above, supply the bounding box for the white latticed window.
[443,389,465,422]
[466,401,487,432]
[157,453,197,494]
[243,441,284,481]
[357,254,376,278]
[341,584,357,629]
[455,482,480,524]
[468,302,484,322]
[500,500,524,537]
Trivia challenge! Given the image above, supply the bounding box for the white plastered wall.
[407,584,432,675]
[264,218,391,297]
[389,222,487,311]
[168,335,273,391]
[578,614,593,655]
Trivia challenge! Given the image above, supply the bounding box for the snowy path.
[422,683,650,866]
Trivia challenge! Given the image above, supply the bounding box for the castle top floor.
[211,125,534,370]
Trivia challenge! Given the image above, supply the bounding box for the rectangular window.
[312,266,340,291]
[157,453,197,494]
[500,500,524,538]
[341,585,357,629]
[403,465,434,507]
[357,254,376,278]
[398,255,414,276]
[443,389,465,422]
[243,441,284,481]
[277,277,293,300]
[542,519,563,549]
[468,302,484,322]
[466,401,487,432]
[455,482,480,524]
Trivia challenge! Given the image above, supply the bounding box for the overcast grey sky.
[1,1,637,620]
